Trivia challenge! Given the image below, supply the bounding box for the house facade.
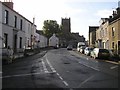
[34,32,47,48]
[96,18,109,49]
[90,7,120,55]
[49,34,59,47]
[109,7,120,54]
[1,1,36,52]
[89,26,99,47]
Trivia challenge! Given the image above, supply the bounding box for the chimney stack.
[112,11,117,17]
[2,0,13,9]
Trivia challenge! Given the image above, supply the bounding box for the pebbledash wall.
[1,1,36,52]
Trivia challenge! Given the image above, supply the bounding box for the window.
[14,16,17,28]
[19,37,22,48]
[112,42,114,49]
[20,19,23,30]
[4,10,9,24]
[112,27,115,36]
[4,33,8,48]
[99,49,109,53]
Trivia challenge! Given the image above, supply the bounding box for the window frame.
[4,10,9,24]
[14,15,17,28]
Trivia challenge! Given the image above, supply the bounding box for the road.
[2,48,119,89]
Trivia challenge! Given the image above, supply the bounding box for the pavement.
[14,52,24,59]
[13,47,52,60]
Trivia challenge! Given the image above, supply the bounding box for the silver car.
[90,48,111,59]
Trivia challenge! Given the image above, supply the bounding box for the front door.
[118,41,120,55]
[14,34,17,53]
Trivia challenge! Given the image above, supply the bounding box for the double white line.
[45,55,69,87]
[41,59,49,73]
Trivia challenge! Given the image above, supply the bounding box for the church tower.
[61,17,71,33]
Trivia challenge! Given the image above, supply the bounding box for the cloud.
[95,9,113,18]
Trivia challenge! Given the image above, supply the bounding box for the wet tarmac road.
[2,48,119,89]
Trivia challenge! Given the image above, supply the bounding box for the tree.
[42,20,61,38]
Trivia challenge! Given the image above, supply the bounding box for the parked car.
[54,44,59,49]
[80,46,86,54]
[0,48,14,64]
[84,47,94,56]
[77,42,86,52]
[67,45,73,50]
[90,48,111,59]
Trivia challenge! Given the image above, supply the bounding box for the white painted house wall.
[2,4,14,49]
[35,32,48,48]
[49,34,59,47]
[39,34,47,48]
[25,21,35,49]
[1,2,36,52]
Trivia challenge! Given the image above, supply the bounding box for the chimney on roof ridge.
[3,0,13,9]
[112,10,117,17]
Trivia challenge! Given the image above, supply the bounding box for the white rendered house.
[49,34,59,47]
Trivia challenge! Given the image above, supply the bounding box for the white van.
[77,42,86,52]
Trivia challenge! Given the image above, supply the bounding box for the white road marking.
[59,76,64,80]
[41,59,49,73]
[56,73,60,76]
[46,57,56,73]
[63,81,69,86]
[56,73,64,80]
[1,72,42,79]
[46,54,69,87]
[79,75,94,87]
[78,61,100,71]
[110,65,118,69]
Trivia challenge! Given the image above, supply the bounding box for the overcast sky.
[2,0,119,40]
